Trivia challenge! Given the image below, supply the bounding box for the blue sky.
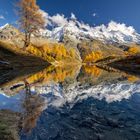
[0,0,140,32]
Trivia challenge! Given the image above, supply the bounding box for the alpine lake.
[0,63,140,140]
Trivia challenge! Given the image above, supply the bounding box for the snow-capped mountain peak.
[39,12,140,44]
[0,23,10,30]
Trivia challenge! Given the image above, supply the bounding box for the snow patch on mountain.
[39,11,140,44]
[0,23,9,30]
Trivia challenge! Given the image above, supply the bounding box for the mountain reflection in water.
[0,65,140,140]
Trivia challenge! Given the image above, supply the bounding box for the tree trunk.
[28,33,31,46]
[24,33,31,48]
[24,32,29,48]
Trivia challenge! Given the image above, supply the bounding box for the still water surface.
[0,65,140,140]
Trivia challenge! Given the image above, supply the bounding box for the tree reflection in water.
[19,80,46,134]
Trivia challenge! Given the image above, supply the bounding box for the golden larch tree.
[17,0,45,48]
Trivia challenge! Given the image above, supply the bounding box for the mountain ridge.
[1,20,140,45]
[40,20,140,45]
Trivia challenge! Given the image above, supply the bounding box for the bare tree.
[17,0,45,48]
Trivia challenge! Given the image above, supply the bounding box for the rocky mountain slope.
[0,24,20,39]
[0,20,140,65]
[0,23,24,48]
[77,40,126,62]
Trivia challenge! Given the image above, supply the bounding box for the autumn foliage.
[84,51,103,62]
[26,43,78,64]
[17,0,45,47]
[83,65,102,77]
[127,45,140,55]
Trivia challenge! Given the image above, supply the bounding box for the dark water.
[0,65,140,140]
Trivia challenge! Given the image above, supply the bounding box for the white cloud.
[39,10,68,27]
[39,10,49,19]
[39,10,51,26]
[92,13,97,17]
[50,14,68,26]
[0,15,5,20]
